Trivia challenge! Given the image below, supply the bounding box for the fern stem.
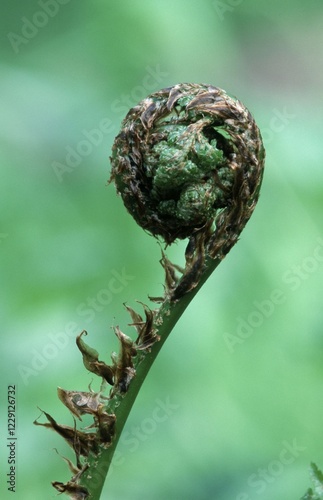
[80,255,221,498]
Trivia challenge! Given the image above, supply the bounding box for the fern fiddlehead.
[36,83,265,499]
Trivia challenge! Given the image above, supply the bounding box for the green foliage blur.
[302,463,323,499]
[1,1,323,499]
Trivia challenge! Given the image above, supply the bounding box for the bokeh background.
[1,1,323,499]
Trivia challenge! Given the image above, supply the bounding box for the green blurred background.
[1,1,323,499]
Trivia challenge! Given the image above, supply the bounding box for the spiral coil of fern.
[110,83,264,260]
